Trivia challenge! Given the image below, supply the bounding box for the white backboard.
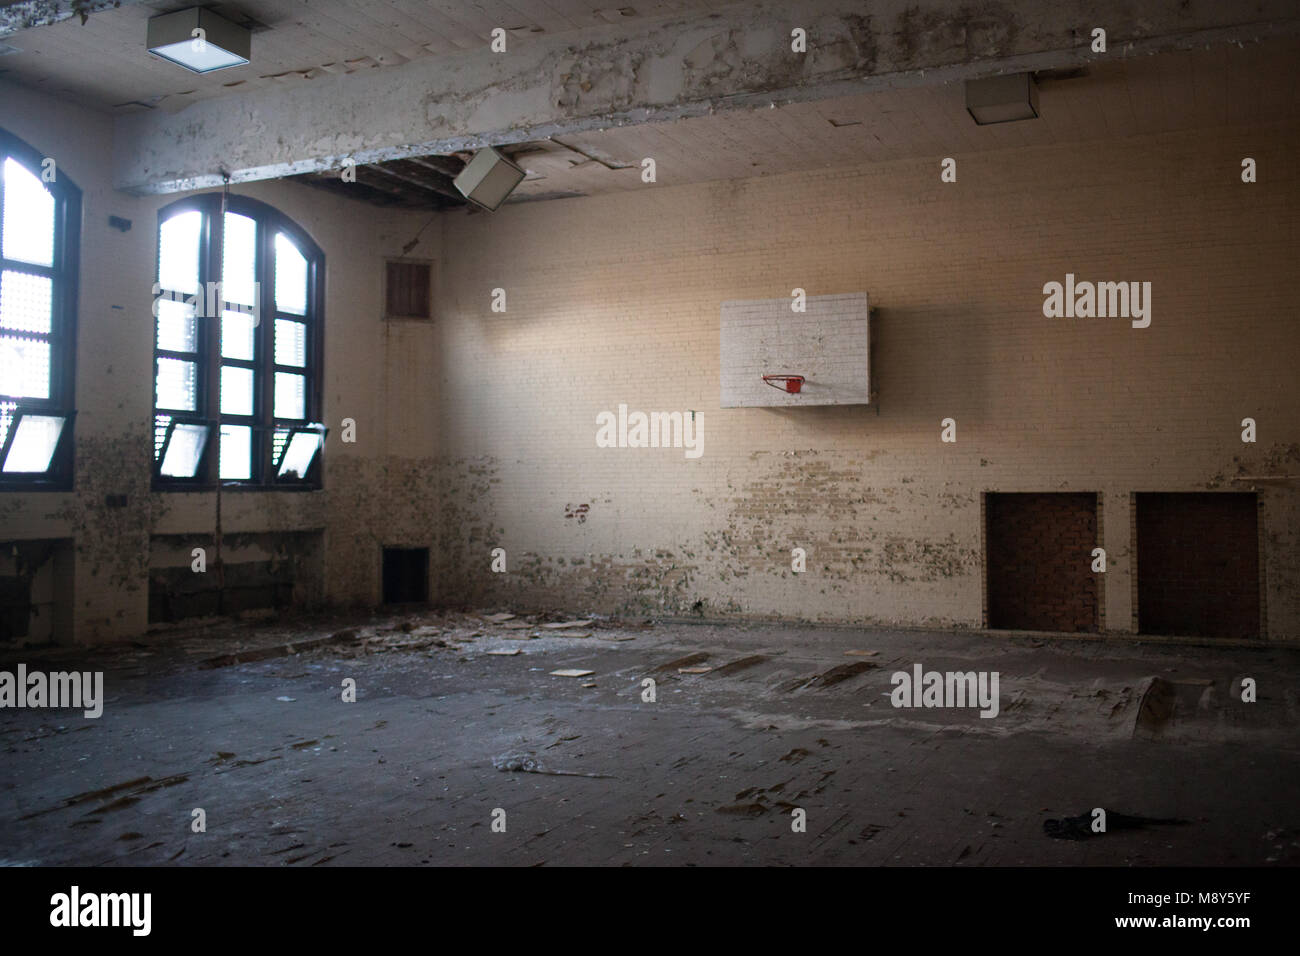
[720,292,870,407]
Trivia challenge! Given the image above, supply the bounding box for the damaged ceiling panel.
[294,154,470,210]
[292,139,645,210]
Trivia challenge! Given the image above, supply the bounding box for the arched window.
[153,194,325,488]
[0,128,80,489]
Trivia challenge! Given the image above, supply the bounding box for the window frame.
[0,127,81,492]
[153,193,325,491]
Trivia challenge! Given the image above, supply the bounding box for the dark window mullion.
[202,202,221,484]
[0,259,56,279]
[309,257,321,426]
[56,180,78,424]
[257,217,276,484]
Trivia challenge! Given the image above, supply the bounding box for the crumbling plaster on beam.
[112,0,1300,194]
[0,0,145,39]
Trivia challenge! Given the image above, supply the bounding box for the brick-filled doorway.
[1136,493,1259,638]
[986,493,1099,632]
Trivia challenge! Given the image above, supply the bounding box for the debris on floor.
[805,661,877,688]
[1135,676,1178,736]
[707,654,767,676]
[655,652,709,673]
[1043,811,1190,840]
[492,752,614,778]
[550,669,595,678]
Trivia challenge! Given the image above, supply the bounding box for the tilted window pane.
[277,430,321,478]
[155,297,197,353]
[0,270,53,334]
[160,423,208,478]
[274,232,308,315]
[278,430,321,479]
[2,414,65,472]
[0,333,51,399]
[274,318,305,367]
[220,364,254,416]
[274,372,305,420]
[155,357,197,411]
[218,423,252,480]
[221,309,256,360]
[158,210,201,295]
[1,157,55,268]
[222,212,257,308]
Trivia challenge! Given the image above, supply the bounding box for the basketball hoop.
[762,374,805,394]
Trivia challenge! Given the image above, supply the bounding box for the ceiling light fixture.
[965,73,1039,125]
[453,147,526,211]
[147,7,250,74]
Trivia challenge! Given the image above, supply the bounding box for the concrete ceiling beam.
[110,0,1300,195]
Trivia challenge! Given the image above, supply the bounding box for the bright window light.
[158,210,201,295]
[274,372,305,419]
[221,309,256,360]
[1,158,54,267]
[222,211,257,308]
[2,414,64,472]
[156,356,197,411]
[219,424,252,480]
[278,430,322,479]
[275,233,307,314]
[160,423,208,478]
[0,334,51,399]
[156,297,197,353]
[220,365,254,416]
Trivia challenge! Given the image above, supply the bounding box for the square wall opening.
[382,547,429,605]
[986,492,1100,632]
[1135,492,1260,638]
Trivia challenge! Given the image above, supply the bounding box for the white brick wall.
[430,120,1300,639]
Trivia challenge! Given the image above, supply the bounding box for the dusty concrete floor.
[2,611,1298,866]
